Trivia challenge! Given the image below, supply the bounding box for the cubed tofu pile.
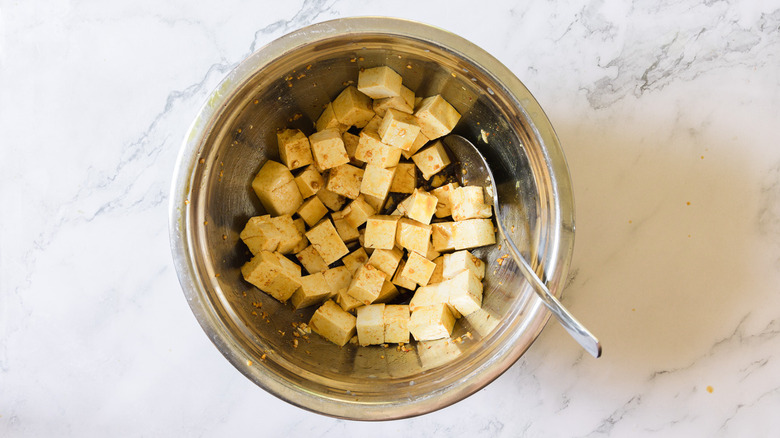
[239,66,496,348]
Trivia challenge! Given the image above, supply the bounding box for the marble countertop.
[3,1,779,436]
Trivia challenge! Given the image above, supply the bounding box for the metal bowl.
[169,17,575,420]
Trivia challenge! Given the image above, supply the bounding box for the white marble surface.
[2,0,780,436]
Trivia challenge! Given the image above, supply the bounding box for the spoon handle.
[442,134,600,358]
[502,233,603,358]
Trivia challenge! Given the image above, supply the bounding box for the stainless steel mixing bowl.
[169,17,575,420]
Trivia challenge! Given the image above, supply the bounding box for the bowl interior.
[174,18,573,420]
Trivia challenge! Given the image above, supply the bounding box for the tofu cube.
[367,247,403,276]
[442,250,486,280]
[316,187,346,211]
[310,128,350,170]
[331,210,360,243]
[364,215,400,250]
[360,164,395,200]
[383,305,411,344]
[269,214,304,254]
[425,242,441,261]
[389,163,416,194]
[447,270,483,316]
[343,195,376,228]
[347,263,387,304]
[361,114,383,135]
[400,251,436,286]
[342,131,363,165]
[452,219,496,250]
[402,131,428,159]
[417,338,462,369]
[295,245,329,274]
[391,259,418,290]
[305,219,349,265]
[277,128,313,170]
[378,109,422,151]
[409,283,445,311]
[355,130,402,168]
[392,194,413,216]
[362,193,387,212]
[291,218,309,253]
[297,196,328,227]
[358,229,369,254]
[357,66,402,99]
[240,216,279,254]
[342,247,369,275]
[451,186,492,221]
[322,266,352,298]
[316,102,349,133]
[429,256,445,284]
[293,216,306,233]
[373,85,414,117]
[251,160,303,216]
[291,272,332,310]
[309,300,357,346]
[414,95,461,140]
[375,280,400,303]
[395,218,432,255]
[326,163,364,199]
[431,183,459,218]
[411,140,451,180]
[406,189,438,225]
[356,303,386,345]
[409,282,460,318]
[276,252,303,278]
[409,304,456,341]
[241,251,301,302]
[294,165,325,199]
[431,222,456,252]
[431,174,448,188]
[335,287,363,312]
[332,85,374,128]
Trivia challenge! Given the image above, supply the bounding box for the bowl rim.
[169,16,575,420]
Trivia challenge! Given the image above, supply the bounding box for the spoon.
[443,135,602,358]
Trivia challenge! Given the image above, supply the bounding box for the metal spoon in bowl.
[443,135,602,358]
